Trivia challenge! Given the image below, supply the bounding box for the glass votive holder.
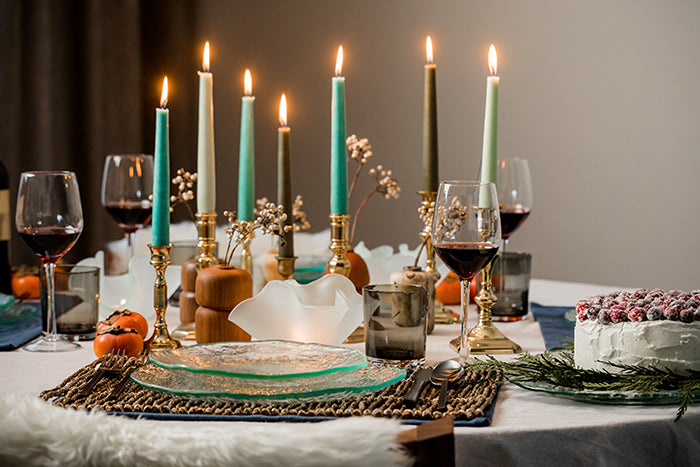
[362,283,428,367]
[489,251,532,321]
[40,264,100,340]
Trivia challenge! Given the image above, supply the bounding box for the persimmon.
[11,266,41,299]
[98,309,148,339]
[436,272,478,305]
[93,325,143,358]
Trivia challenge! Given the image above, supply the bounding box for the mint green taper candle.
[152,77,170,247]
[479,45,499,207]
[237,69,255,221]
[330,46,348,215]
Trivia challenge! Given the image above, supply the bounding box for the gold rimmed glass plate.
[148,340,368,379]
[131,362,406,404]
[509,378,699,405]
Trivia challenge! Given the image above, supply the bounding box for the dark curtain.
[0,0,197,266]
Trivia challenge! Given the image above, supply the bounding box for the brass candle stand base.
[328,214,351,277]
[449,262,521,354]
[148,244,181,351]
[276,256,297,280]
[195,212,218,270]
[240,232,254,276]
[418,190,454,325]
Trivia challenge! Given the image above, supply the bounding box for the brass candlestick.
[195,211,217,269]
[418,190,454,325]
[276,256,297,280]
[240,231,254,276]
[328,214,351,277]
[148,244,181,351]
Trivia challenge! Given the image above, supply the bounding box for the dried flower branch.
[222,201,292,266]
[291,195,310,232]
[433,196,469,242]
[169,168,198,223]
[345,134,401,245]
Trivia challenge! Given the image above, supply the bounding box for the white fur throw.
[0,394,410,467]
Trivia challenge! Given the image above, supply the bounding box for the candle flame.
[244,69,252,96]
[203,41,210,72]
[488,44,498,75]
[279,93,287,127]
[426,36,433,64]
[160,77,168,108]
[335,46,343,76]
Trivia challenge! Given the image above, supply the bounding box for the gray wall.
[189,0,699,290]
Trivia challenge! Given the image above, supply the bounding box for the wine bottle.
[0,161,11,295]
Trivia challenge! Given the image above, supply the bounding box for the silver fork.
[109,352,148,399]
[80,348,126,396]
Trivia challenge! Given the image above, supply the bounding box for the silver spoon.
[430,359,465,410]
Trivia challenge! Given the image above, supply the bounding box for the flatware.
[80,348,126,396]
[402,367,433,407]
[109,353,148,399]
[430,359,465,410]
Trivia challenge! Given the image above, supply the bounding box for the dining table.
[1,278,698,466]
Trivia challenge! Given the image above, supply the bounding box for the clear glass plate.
[509,378,699,405]
[148,340,368,379]
[131,362,406,404]
[0,301,38,326]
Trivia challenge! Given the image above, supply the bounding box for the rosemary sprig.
[468,350,700,421]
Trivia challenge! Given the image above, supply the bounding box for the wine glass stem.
[459,278,471,364]
[43,261,57,337]
[127,231,136,258]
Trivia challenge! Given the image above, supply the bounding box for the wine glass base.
[23,334,81,352]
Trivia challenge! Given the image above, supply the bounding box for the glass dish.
[148,340,368,379]
[509,378,699,405]
[0,300,38,326]
[131,362,406,404]
[563,309,576,325]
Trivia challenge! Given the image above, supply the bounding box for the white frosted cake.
[574,289,700,374]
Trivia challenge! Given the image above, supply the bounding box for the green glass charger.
[148,340,368,379]
[131,361,406,404]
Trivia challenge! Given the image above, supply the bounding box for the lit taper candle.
[479,45,499,187]
[330,46,347,215]
[237,70,255,221]
[197,41,216,213]
[423,36,438,192]
[277,94,293,258]
[152,77,170,247]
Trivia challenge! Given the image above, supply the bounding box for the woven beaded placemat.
[41,355,501,426]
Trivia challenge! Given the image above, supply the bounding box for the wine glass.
[492,158,533,321]
[101,155,154,259]
[16,171,83,352]
[497,158,533,247]
[432,180,501,363]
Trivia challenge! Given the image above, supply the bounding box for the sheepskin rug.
[0,394,409,467]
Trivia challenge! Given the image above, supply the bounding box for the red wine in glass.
[500,208,530,240]
[434,242,500,281]
[18,227,80,264]
[105,202,153,234]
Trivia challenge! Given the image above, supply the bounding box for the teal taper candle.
[277,94,293,258]
[197,41,216,213]
[330,46,348,215]
[238,69,255,221]
[479,45,499,188]
[423,36,438,193]
[152,77,170,246]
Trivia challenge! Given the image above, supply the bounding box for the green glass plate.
[509,378,699,405]
[148,340,368,379]
[131,361,406,404]
[0,300,38,326]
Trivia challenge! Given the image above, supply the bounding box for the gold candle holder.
[449,262,522,354]
[328,214,351,277]
[276,256,297,280]
[240,231,254,276]
[418,190,454,325]
[148,244,181,351]
[195,211,217,270]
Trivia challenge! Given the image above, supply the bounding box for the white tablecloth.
[1,279,698,466]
